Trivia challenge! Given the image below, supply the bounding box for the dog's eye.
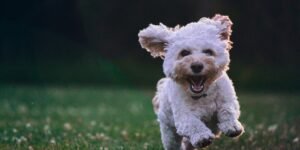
[203,49,214,56]
[180,50,191,57]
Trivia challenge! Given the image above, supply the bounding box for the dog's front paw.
[218,120,244,137]
[190,130,215,148]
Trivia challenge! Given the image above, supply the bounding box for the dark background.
[0,0,299,90]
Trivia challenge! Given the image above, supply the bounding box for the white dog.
[138,14,244,149]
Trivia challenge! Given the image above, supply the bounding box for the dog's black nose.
[191,63,203,73]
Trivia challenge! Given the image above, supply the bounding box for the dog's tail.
[152,78,168,114]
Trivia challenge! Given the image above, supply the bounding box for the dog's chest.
[187,94,218,121]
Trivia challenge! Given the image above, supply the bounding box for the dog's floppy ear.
[212,14,233,50]
[138,23,172,58]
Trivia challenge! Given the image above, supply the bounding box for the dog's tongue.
[191,84,203,92]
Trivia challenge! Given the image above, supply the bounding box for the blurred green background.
[0,0,300,149]
[0,0,299,90]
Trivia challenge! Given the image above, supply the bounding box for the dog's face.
[138,14,233,96]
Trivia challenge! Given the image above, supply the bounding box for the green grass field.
[0,86,299,149]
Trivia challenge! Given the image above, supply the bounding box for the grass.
[0,86,299,150]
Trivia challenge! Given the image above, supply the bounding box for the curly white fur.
[138,14,244,150]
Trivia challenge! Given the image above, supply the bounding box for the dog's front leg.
[217,102,244,137]
[216,75,244,137]
[159,121,182,150]
[172,106,214,148]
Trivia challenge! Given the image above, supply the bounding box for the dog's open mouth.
[187,76,206,94]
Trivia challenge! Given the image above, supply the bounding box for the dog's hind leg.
[181,137,194,150]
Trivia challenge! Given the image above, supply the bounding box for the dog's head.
[138,14,233,96]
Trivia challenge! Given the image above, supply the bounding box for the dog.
[138,14,244,150]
